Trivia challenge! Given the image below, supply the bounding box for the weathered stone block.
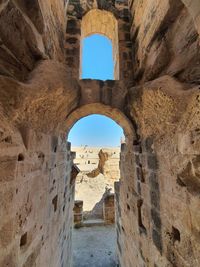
[0,157,17,182]
[147,155,158,170]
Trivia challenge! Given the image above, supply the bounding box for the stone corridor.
[73,225,117,267]
[0,0,200,267]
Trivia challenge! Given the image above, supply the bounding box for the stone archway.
[66,1,134,82]
[80,9,119,79]
[0,1,200,267]
[65,103,135,145]
[67,103,135,256]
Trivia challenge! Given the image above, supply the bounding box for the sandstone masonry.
[0,0,200,267]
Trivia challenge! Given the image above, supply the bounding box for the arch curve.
[65,103,135,144]
[81,9,119,79]
[81,9,118,41]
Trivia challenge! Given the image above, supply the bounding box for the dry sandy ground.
[75,173,114,219]
[72,225,118,267]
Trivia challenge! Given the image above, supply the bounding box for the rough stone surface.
[0,128,75,267]
[116,75,200,266]
[0,0,67,81]
[0,0,200,266]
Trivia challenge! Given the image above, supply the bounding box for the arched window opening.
[68,114,124,147]
[68,114,124,266]
[81,34,114,80]
[80,9,119,80]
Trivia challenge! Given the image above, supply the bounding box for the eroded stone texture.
[0,119,75,267]
[0,60,80,134]
[116,76,200,266]
[0,0,200,267]
[103,193,115,224]
[0,0,68,81]
[129,0,200,84]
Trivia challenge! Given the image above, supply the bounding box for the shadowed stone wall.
[0,127,75,267]
[113,1,200,265]
[129,0,200,84]
[0,0,200,267]
[116,77,200,266]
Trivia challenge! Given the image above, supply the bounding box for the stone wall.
[0,126,75,267]
[0,0,200,266]
[66,0,133,82]
[73,146,120,180]
[129,0,200,84]
[0,0,68,81]
[113,2,200,266]
[116,78,200,266]
[103,193,115,224]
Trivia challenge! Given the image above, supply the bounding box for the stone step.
[82,219,106,227]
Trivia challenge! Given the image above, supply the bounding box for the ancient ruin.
[73,146,120,224]
[0,0,200,266]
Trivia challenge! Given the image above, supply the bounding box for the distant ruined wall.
[73,147,120,181]
[73,147,120,220]
[86,148,120,181]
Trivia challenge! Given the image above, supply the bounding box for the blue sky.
[68,114,124,147]
[68,34,123,147]
[81,34,114,80]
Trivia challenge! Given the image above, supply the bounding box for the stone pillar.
[103,193,115,224]
[73,200,83,228]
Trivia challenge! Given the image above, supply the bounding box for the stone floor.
[72,225,117,267]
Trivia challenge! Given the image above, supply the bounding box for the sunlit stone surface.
[0,0,200,266]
